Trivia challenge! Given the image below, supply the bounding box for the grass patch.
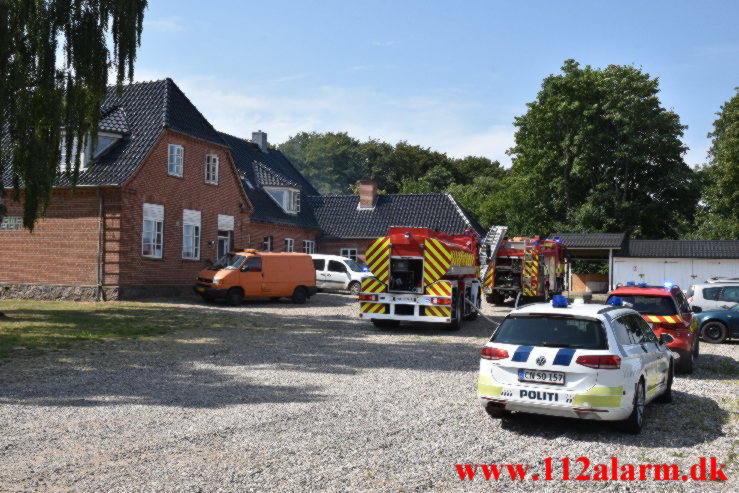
[0,300,249,358]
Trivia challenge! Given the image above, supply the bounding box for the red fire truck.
[482,235,568,305]
[358,227,481,330]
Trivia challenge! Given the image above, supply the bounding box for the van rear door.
[313,258,327,288]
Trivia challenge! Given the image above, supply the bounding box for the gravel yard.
[0,293,737,492]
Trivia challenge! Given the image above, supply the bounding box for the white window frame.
[205,154,219,185]
[340,248,358,262]
[182,209,202,260]
[0,216,23,231]
[142,203,164,258]
[265,187,301,214]
[285,237,294,253]
[168,144,184,177]
[263,236,273,252]
[302,240,315,254]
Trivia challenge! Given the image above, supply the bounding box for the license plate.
[392,295,416,302]
[196,286,205,293]
[518,369,565,385]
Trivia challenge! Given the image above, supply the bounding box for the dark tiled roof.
[309,193,485,239]
[547,232,626,249]
[219,132,320,230]
[3,78,226,188]
[620,240,739,259]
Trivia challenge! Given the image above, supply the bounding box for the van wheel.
[618,379,645,434]
[349,281,361,296]
[226,288,243,307]
[291,287,308,304]
[702,321,728,344]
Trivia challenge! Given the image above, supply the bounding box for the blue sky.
[135,0,739,167]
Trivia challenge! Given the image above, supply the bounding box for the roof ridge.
[444,193,474,231]
[163,78,226,146]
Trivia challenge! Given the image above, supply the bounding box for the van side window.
[313,259,325,271]
[720,286,739,303]
[242,257,262,272]
[703,287,721,300]
[328,260,346,273]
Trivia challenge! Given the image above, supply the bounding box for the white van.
[311,254,365,294]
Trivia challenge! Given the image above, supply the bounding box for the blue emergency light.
[552,295,568,308]
[626,281,636,286]
[608,297,624,306]
[405,232,411,238]
[362,266,370,272]
[663,281,673,289]
[638,282,648,287]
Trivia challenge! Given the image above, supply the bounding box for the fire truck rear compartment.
[493,257,522,290]
[388,258,424,293]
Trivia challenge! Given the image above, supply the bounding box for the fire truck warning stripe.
[644,315,681,324]
[362,278,387,293]
[366,237,390,282]
[360,302,386,314]
[426,282,452,297]
[424,239,452,286]
[426,306,451,317]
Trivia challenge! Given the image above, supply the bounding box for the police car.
[477,296,678,433]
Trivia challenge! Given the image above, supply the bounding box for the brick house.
[308,181,484,263]
[218,132,321,254]
[0,79,252,299]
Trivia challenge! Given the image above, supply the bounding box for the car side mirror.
[659,333,674,345]
[691,306,702,313]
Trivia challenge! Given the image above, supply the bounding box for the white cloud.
[144,16,183,33]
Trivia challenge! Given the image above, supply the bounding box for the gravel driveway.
[0,293,737,492]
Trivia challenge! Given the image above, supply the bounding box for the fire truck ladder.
[479,225,508,281]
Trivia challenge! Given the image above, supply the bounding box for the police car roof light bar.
[552,295,568,308]
[608,297,623,306]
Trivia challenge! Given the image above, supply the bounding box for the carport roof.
[547,233,626,249]
[619,240,739,259]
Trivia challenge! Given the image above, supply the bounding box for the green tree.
[399,165,455,194]
[0,0,147,230]
[503,59,699,238]
[691,88,739,239]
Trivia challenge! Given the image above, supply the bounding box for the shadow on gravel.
[0,294,499,408]
[688,353,739,380]
[497,390,729,448]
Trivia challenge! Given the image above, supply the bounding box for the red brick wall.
[0,188,121,286]
[118,129,251,285]
[246,222,318,252]
[317,238,374,263]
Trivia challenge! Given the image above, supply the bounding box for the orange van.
[194,250,317,305]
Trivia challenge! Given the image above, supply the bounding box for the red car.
[607,283,700,374]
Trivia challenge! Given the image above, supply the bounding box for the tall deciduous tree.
[503,59,699,238]
[0,0,147,230]
[692,88,739,239]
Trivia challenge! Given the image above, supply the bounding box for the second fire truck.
[481,226,568,305]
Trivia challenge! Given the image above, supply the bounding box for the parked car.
[695,305,739,344]
[194,250,317,305]
[687,283,739,312]
[607,283,700,374]
[705,277,739,284]
[477,296,676,434]
[311,254,364,295]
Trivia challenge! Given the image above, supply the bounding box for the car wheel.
[619,379,645,434]
[676,348,694,374]
[446,291,463,331]
[654,362,673,404]
[701,321,728,344]
[371,319,400,329]
[484,403,510,419]
[349,281,361,296]
[226,288,243,307]
[291,287,308,304]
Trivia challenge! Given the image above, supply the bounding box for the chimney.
[252,130,268,152]
[359,180,378,209]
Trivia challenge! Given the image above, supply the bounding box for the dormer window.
[59,131,121,169]
[266,187,301,214]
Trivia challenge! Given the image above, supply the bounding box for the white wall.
[613,257,739,290]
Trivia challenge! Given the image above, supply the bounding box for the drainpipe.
[96,187,104,301]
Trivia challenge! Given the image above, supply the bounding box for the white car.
[687,283,739,312]
[478,296,677,433]
[311,254,365,295]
